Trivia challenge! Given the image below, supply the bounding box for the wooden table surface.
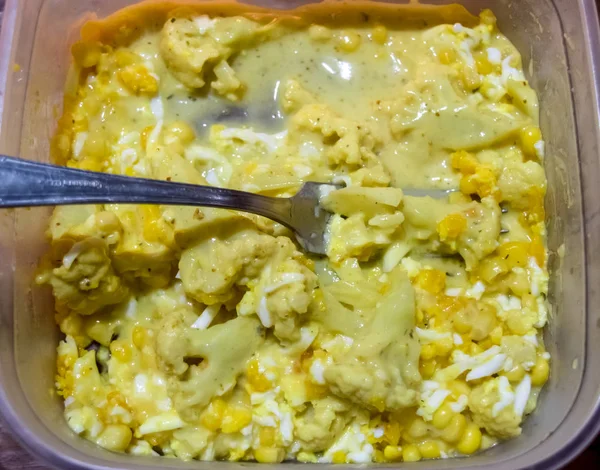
[2,0,600,468]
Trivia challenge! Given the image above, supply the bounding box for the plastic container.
[0,0,599,468]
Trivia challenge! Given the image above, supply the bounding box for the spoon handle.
[0,155,293,225]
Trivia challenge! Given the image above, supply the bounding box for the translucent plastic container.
[1,0,599,468]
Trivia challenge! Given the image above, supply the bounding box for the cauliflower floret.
[469,377,523,439]
[179,228,278,305]
[293,397,350,452]
[156,315,264,412]
[238,238,317,341]
[497,159,546,206]
[41,238,129,315]
[160,15,260,98]
[322,268,421,412]
[291,103,381,168]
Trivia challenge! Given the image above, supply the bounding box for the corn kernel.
[475,54,494,75]
[415,269,446,294]
[118,64,158,96]
[372,25,388,44]
[478,256,509,283]
[419,440,441,459]
[503,364,526,383]
[530,234,546,266]
[480,9,497,26]
[200,398,226,431]
[451,150,478,174]
[221,407,252,433]
[434,336,454,357]
[384,445,403,461]
[438,213,467,241]
[247,359,272,392]
[460,166,497,198]
[110,340,131,362]
[384,421,402,446]
[407,418,428,439]
[332,450,347,464]
[489,325,503,345]
[259,427,276,447]
[420,359,438,378]
[432,403,454,429]
[164,120,196,149]
[96,424,132,452]
[497,242,529,268]
[469,342,484,356]
[531,355,550,386]
[402,444,422,462]
[438,48,457,64]
[420,343,437,361]
[448,380,470,400]
[442,414,467,443]
[336,31,361,52]
[456,423,482,455]
[506,309,534,335]
[308,25,332,41]
[72,42,103,68]
[254,447,285,463]
[132,326,147,350]
[520,125,543,159]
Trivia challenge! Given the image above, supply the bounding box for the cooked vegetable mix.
[38,1,549,463]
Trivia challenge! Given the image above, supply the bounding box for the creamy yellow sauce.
[39,1,550,463]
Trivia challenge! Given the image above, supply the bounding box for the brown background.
[1,0,600,468]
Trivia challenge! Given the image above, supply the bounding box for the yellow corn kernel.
[305,380,328,400]
[419,440,441,459]
[332,450,347,464]
[475,54,494,75]
[259,427,276,447]
[131,326,147,349]
[503,364,526,383]
[407,418,428,439]
[114,49,138,67]
[118,64,158,96]
[448,380,470,400]
[432,403,455,429]
[419,359,438,378]
[438,47,457,65]
[308,25,332,41]
[506,309,534,335]
[221,407,252,433]
[95,424,132,452]
[110,340,131,362]
[531,355,550,386]
[442,414,467,443]
[254,447,285,463]
[402,444,422,462]
[434,336,454,357]
[372,25,388,44]
[456,423,482,455]
[469,342,484,356]
[420,343,437,361]
[489,325,503,345]
[438,213,467,241]
[164,120,196,148]
[478,256,509,283]
[384,445,403,461]
[415,269,446,294]
[451,150,478,174]
[452,310,472,334]
[140,125,153,150]
[247,359,272,392]
[384,421,402,446]
[497,242,529,268]
[200,398,226,431]
[460,166,497,198]
[336,31,361,52]
[520,125,543,159]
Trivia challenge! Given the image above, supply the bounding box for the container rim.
[1,0,600,469]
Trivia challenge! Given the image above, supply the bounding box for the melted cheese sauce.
[40,1,550,464]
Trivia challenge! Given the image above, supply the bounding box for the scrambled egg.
[39,1,550,464]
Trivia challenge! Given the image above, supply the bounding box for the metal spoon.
[0,155,455,255]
